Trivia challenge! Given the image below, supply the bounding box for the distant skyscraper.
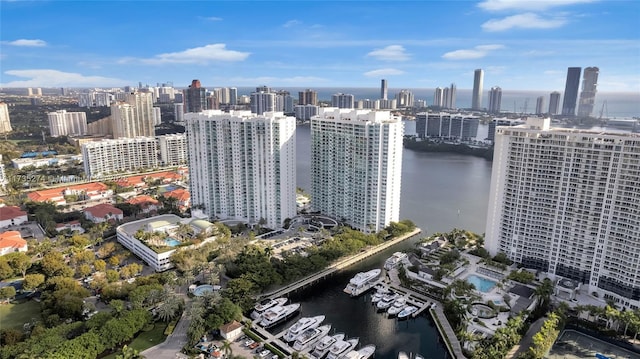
[256,85,271,93]
[486,117,640,309]
[153,107,162,126]
[433,87,444,107]
[298,89,318,105]
[535,96,546,115]
[250,92,276,115]
[561,67,581,116]
[381,79,388,100]
[229,87,238,106]
[311,108,403,233]
[111,92,155,138]
[184,80,208,113]
[36,88,42,97]
[472,69,484,110]
[395,89,414,108]
[548,91,561,115]
[448,83,457,109]
[488,86,502,114]
[331,93,355,109]
[185,110,296,229]
[578,67,599,117]
[47,110,87,137]
[0,103,12,133]
[27,88,33,96]
[174,103,184,123]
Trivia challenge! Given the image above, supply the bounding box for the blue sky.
[1,0,639,92]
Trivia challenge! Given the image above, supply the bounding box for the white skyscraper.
[185,110,296,229]
[578,67,599,117]
[311,108,403,233]
[331,93,355,109]
[0,103,12,133]
[250,92,276,115]
[174,103,184,124]
[111,92,155,138]
[395,89,414,108]
[472,69,484,110]
[47,110,88,137]
[433,87,444,107]
[488,86,502,114]
[157,134,187,166]
[153,107,162,126]
[486,117,640,308]
[82,137,158,178]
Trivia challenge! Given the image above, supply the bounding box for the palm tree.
[157,295,183,322]
[534,278,554,311]
[221,340,233,358]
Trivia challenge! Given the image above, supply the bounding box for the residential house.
[0,206,28,228]
[0,231,28,256]
[84,203,123,223]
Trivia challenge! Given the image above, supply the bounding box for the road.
[141,301,191,359]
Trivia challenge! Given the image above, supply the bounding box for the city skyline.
[1,1,638,92]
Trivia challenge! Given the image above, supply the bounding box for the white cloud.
[366,45,411,61]
[363,68,405,77]
[1,69,126,87]
[283,20,301,28]
[478,0,596,12]
[201,16,223,21]
[126,44,249,65]
[442,44,505,60]
[3,39,47,47]
[228,76,328,85]
[482,13,567,31]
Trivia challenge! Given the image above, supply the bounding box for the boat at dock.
[326,338,359,359]
[282,315,325,342]
[343,269,381,297]
[258,303,301,328]
[376,292,399,311]
[387,297,407,317]
[344,344,376,359]
[293,324,331,351]
[251,297,287,319]
[384,252,408,270]
[397,305,418,319]
[311,333,345,359]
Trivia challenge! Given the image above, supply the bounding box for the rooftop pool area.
[165,238,181,247]
[466,274,497,293]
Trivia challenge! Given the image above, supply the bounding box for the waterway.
[285,123,494,358]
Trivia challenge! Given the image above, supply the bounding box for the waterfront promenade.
[261,228,422,299]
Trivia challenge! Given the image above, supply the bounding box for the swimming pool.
[466,274,497,293]
[192,285,214,296]
[165,238,181,247]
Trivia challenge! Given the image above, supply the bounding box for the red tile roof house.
[27,182,113,205]
[55,220,85,233]
[84,203,123,223]
[0,206,28,228]
[163,189,191,212]
[0,231,28,256]
[127,195,161,214]
[219,320,243,341]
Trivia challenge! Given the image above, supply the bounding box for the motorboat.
[387,297,407,316]
[282,315,325,342]
[384,252,408,270]
[258,303,301,328]
[326,338,359,359]
[397,305,418,319]
[344,344,376,359]
[311,333,345,359]
[376,292,399,311]
[371,288,388,304]
[292,324,331,351]
[398,352,410,359]
[343,269,381,297]
[251,297,287,319]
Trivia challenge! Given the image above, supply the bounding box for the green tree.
[41,252,74,278]
[4,252,31,278]
[23,273,45,291]
[0,286,16,301]
[94,259,107,272]
[116,345,146,359]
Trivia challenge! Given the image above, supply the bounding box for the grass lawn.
[0,300,41,330]
[101,322,169,359]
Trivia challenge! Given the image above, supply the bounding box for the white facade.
[294,105,318,121]
[0,103,11,133]
[12,154,82,169]
[472,69,484,110]
[153,107,162,126]
[158,133,187,166]
[47,110,88,137]
[331,93,355,109]
[82,137,158,178]
[186,110,296,229]
[250,92,276,115]
[486,118,640,309]
[111,92,155,138]
[310,108,403,233]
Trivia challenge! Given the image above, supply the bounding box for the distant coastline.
[403,137,494,161]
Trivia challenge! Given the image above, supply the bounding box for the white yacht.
[258,303,301,328]
[326,338,359,359]
[311,333,345,359]
[387,297,407,316]
[251,297,287,319]
[371,288,388,304]
[344,344,376,359]
[343,269,381,297]
[376,292,399,311]
[398,352,410,359]
[384,252,408,270]
[293,324,331,351]
[397,305,418,319]
[282,315,325,342]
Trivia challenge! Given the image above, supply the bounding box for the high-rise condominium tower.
[311,108,403,233]
[549,91,561,115]
[535,96,546,115]
[185,110,296,229]
[331,93,355,109]
[298,89,318,106]
[472,69,484,110]
[488,86,502,114]
[250,92,276,115]
[184,79,208,113]
[561,67,581,116]
[381,79,388,100]
[578,67,599,117]
[0,103,12,133]
[111,92,155,138]
[486,117,640,308]
[48,110,88,137]
[433,87,444,107]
